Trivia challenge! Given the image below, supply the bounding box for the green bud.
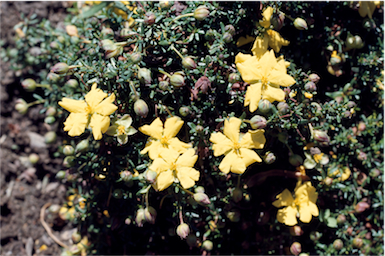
[15,99,29,114]
[176,223,190,239]
[63,145,75,156]
[290,242,302,256]
[158,80,169,90]
[182,57,197,69]
[228,73,240,83]
[194,5,210,21]
[232,188,243,203]
[352,35,364,49]
[112,189,123,199]
[223,32,233,43]
[21,78,37,92]
[44,131,57,144]
[65,79,79,88]
[293,18,308,30]
[310,231,322,241]
[45,107,57,116]
[337,214,346,225]
[130,53,142,64]
[227,209,241,222]
[44,116,56,124]
[71,232,82,244]
[28,153,40,165]
[58,36,65,44]
[202,240,213,251]
[258,99,272,114]
[55,170,66,180]
[144,13,156,25]
[120,170,133,182]
[352,237,363,248]
[159,1,172,9]
[264,152,276,164]
[277,102,290,115]
[170,73,185,87]
[289,226,304,236]
[120,28,132,38]
[135,208,146,227]
[101,27,114,38]
[308,73,320,83]
[224,24,235,36]
[304,81,317,92]
[134,99,149,118]
[193,192,211,206]
[144,169,157,183]
[51,62,69,74]
[249,115,267,129]
[144,206,157,224]
[313,130,330,146]
[47,72,60,82]
[63,156,75,168]
[179,106,190,117]
[194,186,205,193]
[75,139,89,153]
[138,68,152,85]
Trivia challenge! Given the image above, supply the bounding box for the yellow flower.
[106,114,137,144]
[139,116,191,160]
[235,50,296,112]
[58,83,118,140]
[209,117,266,174]
[259,6,274,28]
[358,1,376,18]
[273,181,319,226]
[149,148,200,191]
[304,92,313,99]
[266,29,290,53]
[332,167,351,182]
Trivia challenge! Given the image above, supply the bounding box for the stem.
[36,84,52,90]
[179,206,184,224]
[178,185,194,196]
[279,11,295,22]
[145,187,150,208]
[68,64,83,70]
[27,99,45,107]
[128,81,139,100]
[171,12,194,24]
[115,41,129,46]
[158,69,172,78]
[170,44,184,60]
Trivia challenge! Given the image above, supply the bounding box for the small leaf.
[79,2,110,19]
[326,217,337,228]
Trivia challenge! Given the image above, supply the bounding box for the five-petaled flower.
[106,114,137,145]
[58,83,118,140]
[148,148,200,191]
[209,117,266,174]
[273,180,319,226]
[139,116,191,160]
[235,50,296,112]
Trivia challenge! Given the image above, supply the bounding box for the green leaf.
[326,217,337,228]
[79,2,110,19]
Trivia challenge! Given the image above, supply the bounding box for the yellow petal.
[176,167,200,189]
[359,1,376,18]
[239,148,262,167]
[248,129,266,149]
[168,137,191,154]
[66,25,79,37]
[251,34,269,58]
[299,202,319,223]
[210,132,233,156]
[272,189,294,208]
[236,35,255,47]
[236,56,262,84]
[59,98,87,113]
[258,50,278,77]
[266,30,290,52]
[139,117,163,140]
[94,94,118,116]
[89,113,111,140]
[223,117,241,144]
[262,85,286,103]
[244,83,262,112]
[149,158,170,174]
[176,148,198,168]
[63,112,88,137]
[219,151,246,174]
[235,52,253,64]
[276,206,298,226]
[259,6,274,28]
[141,140,164,159]
[159,148,180,166]
[163,116,184,139]
[155,170,174,191]
[85,83,107,109]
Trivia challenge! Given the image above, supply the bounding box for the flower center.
[233,142,241,154]
[85,105,93,115]
[313,153,324,163]
[261,76,269,86]
[117,125,126,135]
[160,136,169,146]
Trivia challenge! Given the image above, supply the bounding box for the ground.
[1,2,74,255]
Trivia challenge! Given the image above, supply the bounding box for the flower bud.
[194,6,210,21]
[357,151,367,161]
[227,209,241,222]
[176,223,190,239]
[193,192,211,206]
[44,116,56,124]
[63,156,75,168]
[144,206,157,224]
[101,27,114,38]
[289,226,304,236]
[44,131,57,144]
[158,80,169,90]
[179,106,190,117]
[21,78,37,92]
[45,107,57,116]
[289,154,303,167]
[228,73,240,83]
[186,234,198,248]
[120,170,133,182]
[277,102,290,115]
[224,24,235,36]
[336,214,346,225]
[271,12,285,31]
[47,72,60,82]
[65,79,79,88]
[358,121,366,132]
[51,62,69,74]
[290,242,302,256]
[308,73,320,83]
[352,237,363,248]
[135,208,146,227]
[120,28,131,38]
[205,29,215,40]
[355,201,370,213]
[131,53,142,64]
[249,115,267,129]
[369,168,381,178]
[29,153,39,165]
[55,170,66,180]
[293,18,308,30]
[144,169,157,183]
[333,239,343,250]
[304,81,317,92]
[75,139,89,153]
[159,1,171,9]
[138,68,152,85]
[112,189,123,199]
[144,13,156,25]
[258,99,272,114]
[313,130,330,146]
[50,41,59,49]
[264,152,276,164]
[202,240,213,251]
[346,101,356,108]
[310,231,322,241]
[170,73,185,87]
[194,186,205,193]
[134,99,149,118]
[15,99,29,114]
[232,188,243,203]
[182,57,197,70]
[63,145,75,156]
[223,32,233,43]
[353,35,364,49]
[323,177,333,186]
[71,232,82,244]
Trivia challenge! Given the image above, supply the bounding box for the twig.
[40,203,68,249]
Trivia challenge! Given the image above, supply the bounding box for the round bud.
[71,232,82,244]
[47,72,60,82]
[250,115,267,129]
[51,62,69,74]
[264,152,276,164]
[158,80,169,90]
[65,79,79,88]
[29,153,40,165]
[44,116,56,124]
[176,223,190,239]
[134,99,149,118]
[63,156,75,168]
[290,242,302,256]
[333,239,343,250]
[352,237,363,248]
[144,13,156,25]
[228,73,240,83]
[15,99,29,114]
[224,24,235,36]
[63,145,75,156]
[258,99,272,114]
[193,193,211,206]
[202,240,213,251]
[293,18,308,30]
[227,209,241,222]
[277,102,290,115]
[182,57,197,70]
[194,6,210,21]
[21,78,37,92]
[223,32,233,43]
[45,107,57,116]
[44,131,57,144]
[135,208,146,227]
[179,106,190,117]
[144,206,157,224]
[304,81,317,92]
[170,73,185,87]
[75,139,89,153]
[138,68,152,85]
[130,53,142,64]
